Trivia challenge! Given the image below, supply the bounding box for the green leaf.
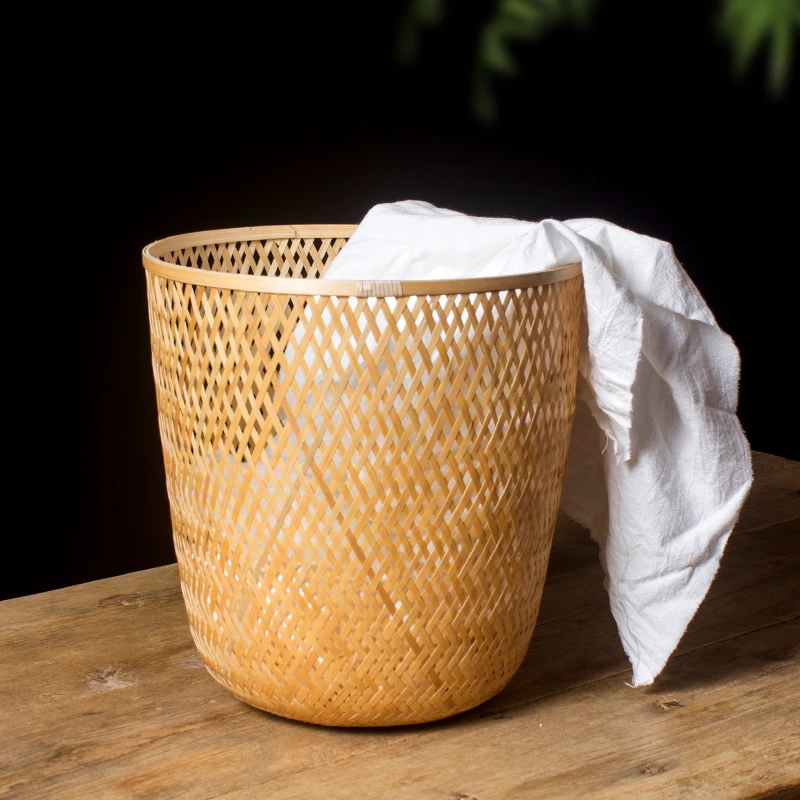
[395,0,446,65]
[501,0,543,24]
[472,0,600,122]
[719,0,800,95]
[481,21,521,75]
[472,69,500,123]
[769,8,793,92]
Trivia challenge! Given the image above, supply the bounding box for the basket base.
[202,656,527,728]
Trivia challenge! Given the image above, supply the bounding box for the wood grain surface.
[1,451,797,799]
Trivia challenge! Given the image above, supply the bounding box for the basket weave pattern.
[144,229,582,726]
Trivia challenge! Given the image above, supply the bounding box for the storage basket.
[142,225,583,726]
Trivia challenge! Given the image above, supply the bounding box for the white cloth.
[325,200,752,686]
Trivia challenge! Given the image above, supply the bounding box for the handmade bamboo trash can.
[142,225,583,727]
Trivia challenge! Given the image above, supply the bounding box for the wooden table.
[2,452,798,799]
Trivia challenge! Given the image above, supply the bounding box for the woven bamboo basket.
[142,225,583,727]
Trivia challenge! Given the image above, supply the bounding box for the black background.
[9,0,797,600]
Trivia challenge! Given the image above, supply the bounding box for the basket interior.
[159,235,350,280]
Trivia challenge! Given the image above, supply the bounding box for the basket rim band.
[142,224,582,297]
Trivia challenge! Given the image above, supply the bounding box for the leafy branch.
[720,0,800,95]
[396,0,447,64]
[396,0,800,122]
[473,0,595,121]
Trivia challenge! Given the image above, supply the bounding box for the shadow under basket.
[142,224,583,727]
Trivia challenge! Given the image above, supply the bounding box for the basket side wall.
[144,241,583,726]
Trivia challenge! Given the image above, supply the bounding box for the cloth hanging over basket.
[325,200,753,686]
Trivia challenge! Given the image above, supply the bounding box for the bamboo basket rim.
[142,225,582,297]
